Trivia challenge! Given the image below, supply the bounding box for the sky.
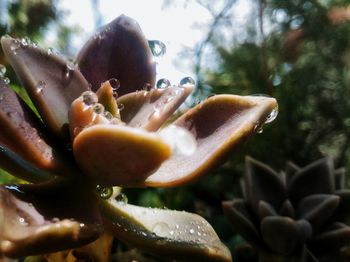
[58,0,251,85]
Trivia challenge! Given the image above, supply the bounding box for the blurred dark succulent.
[223,157,350,261]
[0,14,278,261]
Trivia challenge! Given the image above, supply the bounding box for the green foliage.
[206,0,350,171]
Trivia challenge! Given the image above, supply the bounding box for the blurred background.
[1,0,350,260]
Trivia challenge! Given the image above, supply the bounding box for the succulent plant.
[0,15,277,261]
[223,157,350,261]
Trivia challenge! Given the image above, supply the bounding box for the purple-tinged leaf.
[77,15,156,96]
[222,200,263,248]
[145,95,278,187]
[261,217,312,255]
[297,194,339,231]
[1,36,90,141]
[0,180,102,257]
[118,85,193,131]
[0,80,76,180]
[288,158,335,203]
[245,156,286,214]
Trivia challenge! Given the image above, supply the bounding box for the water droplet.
[254,123,264,134]
[170,230,174,235]
[156,78,171,89]
[3,77,10,84]
[152,222,170,237]
[104,111,113,120]
[118,103,124,111]
[82,91,98,105]
[179,77,195,87]
[109,78,120,98]
[66,59,77,71]
[36,81,46,94]
[148,40,166,57]
[159,126,197,156]
[143,83,153,91]
[0,64,6,77]
[20,37,31,47]
[189,229,195,234]
[47,47,54,55]
[96,185,113,199]
[115,193,128,204]
[93,103,104,114]
[18,217,27,225]
[175,224,179,229]
[109,78,120,91]
[265,105,278,124]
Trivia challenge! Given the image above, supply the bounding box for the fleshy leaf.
[333,190,350,224]
[96,80,120,117]
[334,167,346,190]
[285,161,300,183]
[77,15,156,96]
[222,200,263,248]
[258,200,278,220]
[310,223,350,253]
[288,158,335,203]
[100,199,232,262]
[145,95,278,187]
[1,36,90,140]
[0,80,76,180]
[297,194,339,231]
[118,85,193,131]
[260,217,312,255]
[0,145,53,182]
[279,199,296,218]
[0,180,102,257]
[245,156,286,214]
[73,125,171,186]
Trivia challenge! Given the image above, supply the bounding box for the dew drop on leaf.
[3,77,10,85]
[82,91,98,105]
[156,78,171,89]
[115,193,128,204]
[0,64,6,77]
[96,185,113,199]
[93,103,105,114]
[36,81,46,94]
[179,77,195,87]
[152,222,170,237]
[148,40,166,57]
[265,104,279,124]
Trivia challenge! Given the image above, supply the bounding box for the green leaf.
[100,199,232,262]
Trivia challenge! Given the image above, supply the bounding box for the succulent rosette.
[223,157,350,261]
[0,15,277,261]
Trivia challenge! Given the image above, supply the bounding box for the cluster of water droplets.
[149,214,214,245]
[0,64,10,85]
